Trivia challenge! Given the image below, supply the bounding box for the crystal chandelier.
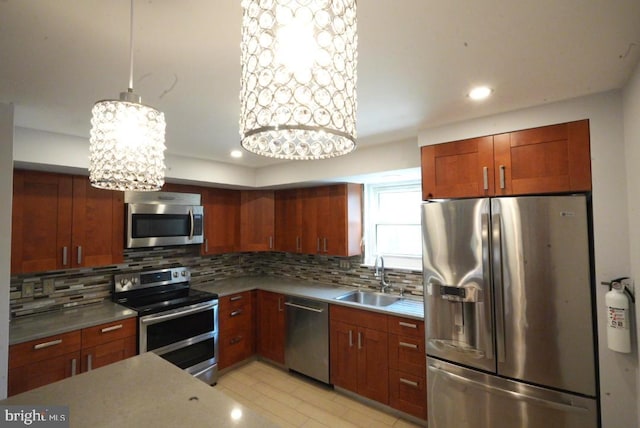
[239,0,358,160]
[89,0,166,191]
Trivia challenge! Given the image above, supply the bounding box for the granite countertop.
[9,301,136,345]
[0,352,277,428]
[195,275,425,320]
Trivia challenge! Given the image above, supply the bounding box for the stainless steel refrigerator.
[422,195,599,428]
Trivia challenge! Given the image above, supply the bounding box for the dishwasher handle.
[284,301,324,313]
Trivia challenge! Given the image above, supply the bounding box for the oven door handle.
[188,208,195,240]
[140,301,216,325]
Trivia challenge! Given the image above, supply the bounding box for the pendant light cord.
[128,0,134,91]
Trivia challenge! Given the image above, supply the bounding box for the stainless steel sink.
[334,290,401,307]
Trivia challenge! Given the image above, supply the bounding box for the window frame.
[363,180,422,271]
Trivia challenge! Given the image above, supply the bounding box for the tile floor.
[216,361,424,428]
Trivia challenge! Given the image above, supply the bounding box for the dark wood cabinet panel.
[8,351,81,396]
[81,336,136,372]
[11,171,123,274]
[203,188,240,254]
[389,369,427,420]
[275,189,302,253]
[256,290,285,364]
[421,136,494,200]
[240,190,275,252]
[421,119,591,200]
[330,305,389,404]
[219,290,255,369]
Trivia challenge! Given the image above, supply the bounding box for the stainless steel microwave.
[125,192,204,249]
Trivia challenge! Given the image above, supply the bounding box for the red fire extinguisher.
[605,278,635,353]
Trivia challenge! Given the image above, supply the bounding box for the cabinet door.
[240,190,275,251]
[8,351,81,396]
[219,291,255,369]
[256,290,285,364]
[357,327,389,404]
[324,184,362,256]
[493,119,591,195]
[299,187,321,254]
[71,177,123,268]
[329,319,358,391]
[275,189,302,252]
[11,170,73,274]
[203,188,240,254]
[81,336,136,372]
[421,136,495,200]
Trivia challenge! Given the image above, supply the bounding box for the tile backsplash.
[9,247,423,318]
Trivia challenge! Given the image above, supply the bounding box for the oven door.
[139,300,218,385]
[127,203,204,248]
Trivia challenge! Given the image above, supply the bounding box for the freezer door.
[492,195,596,396]
[427,357,598,428]
[422,199,495,372]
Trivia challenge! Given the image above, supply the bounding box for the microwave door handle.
[188,208,195,240]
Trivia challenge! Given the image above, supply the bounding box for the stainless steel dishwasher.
[284,296,329,384]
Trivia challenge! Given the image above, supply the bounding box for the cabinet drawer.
[220,305,254,331]
[81,335,137,372]
[387,315,423,338]
[9,330,82,368]
[219,328,254,369]
[81,318,137,348]
[330,304,388,332]
[388,334,425,377]
[220,290,254,310]
[389,369,427,420]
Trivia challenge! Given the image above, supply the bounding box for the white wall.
[0,103,14,399]
[419,91,636,428]
[622,59,640,427]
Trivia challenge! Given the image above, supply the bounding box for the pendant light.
[239,0,358,160]
[89,0,166,191]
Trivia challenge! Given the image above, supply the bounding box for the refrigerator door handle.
[428,364,590,414]
[492,211,507,363]
[481,212,494,360]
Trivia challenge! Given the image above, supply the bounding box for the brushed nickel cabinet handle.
[230,295,243,302]
[101,324,123,333]
[62,246,68,266]
[323,238,328,252]
[77,245,82,265]
[87,354,93,371]
[400,378,419,387]
[499,165,506,189]
[399,341,419,349]
[296,236,301,251]
[230,309,243,317]
[483,166,489,190]
[269,236,273,249]
[348,330,353,347]
[399,321,417,329]
[34,339,62,350]
[71,358,77,376]
[357,332,362,350]
[205,239,209,253]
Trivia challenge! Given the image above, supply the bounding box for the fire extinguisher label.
[608,307,627,329]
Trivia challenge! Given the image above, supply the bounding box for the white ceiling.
[1,1,639,168]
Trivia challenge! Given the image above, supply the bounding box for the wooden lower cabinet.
[256,290,286,364]
[219,290,255,369]
[330,305,389,404]
[8,318,137,396]
[388,315,427,419]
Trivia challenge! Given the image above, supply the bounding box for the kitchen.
[1,1,640,427]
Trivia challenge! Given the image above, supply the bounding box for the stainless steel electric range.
[113,266,219,385]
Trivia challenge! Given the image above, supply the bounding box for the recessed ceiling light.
[469,86,492,101]
[230,150,243,158]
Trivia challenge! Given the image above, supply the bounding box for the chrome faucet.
[374,255,391,293]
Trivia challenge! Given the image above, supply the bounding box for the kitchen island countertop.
[0,352,277,428]
[194,275,425,320]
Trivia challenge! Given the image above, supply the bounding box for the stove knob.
[173,272,178,278]
[132,278,138,285]
[181,271,186,277]
[119,278,127,286]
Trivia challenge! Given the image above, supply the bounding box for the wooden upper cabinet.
[71,177,124,268]
[421,136,494,200]
[202,188,240,255]
[493,120,591,195]
[239,190,275,251]
[421,119,591,200]
[12,171,123,274]
[275,189,302,253]
[320,184,362,256]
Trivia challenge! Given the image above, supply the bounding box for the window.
[364,181,422,270]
